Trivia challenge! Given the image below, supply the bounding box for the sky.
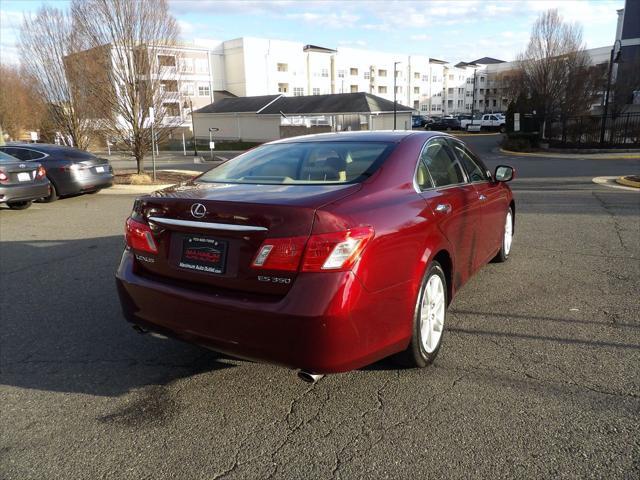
[0,0,625,66]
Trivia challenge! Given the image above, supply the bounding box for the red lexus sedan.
[116,131,515,380]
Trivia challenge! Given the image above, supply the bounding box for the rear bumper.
[0,181,50,203]
[115,250,410,373]
[60,171,114,195]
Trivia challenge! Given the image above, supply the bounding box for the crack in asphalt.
[591,191,630,251]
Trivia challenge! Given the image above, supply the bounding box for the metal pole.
[393,61,399,130]
[600,45,616,145]
[209,129,213,160]
[182,132,186,156]
[150,121,156,182]
[190,98,198,156]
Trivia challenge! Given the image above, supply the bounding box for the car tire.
[42,181,58,203]
[395,261,447,368]
[7,201,32,210]
[499,126,506,133]
[492,207,513,263]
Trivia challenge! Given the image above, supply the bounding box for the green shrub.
[501,132,541,152]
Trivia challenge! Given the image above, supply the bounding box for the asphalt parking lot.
[1,135,639,479]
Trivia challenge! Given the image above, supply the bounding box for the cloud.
[410,34,432,41]
[285,11,359,29]
[337,39,367,47]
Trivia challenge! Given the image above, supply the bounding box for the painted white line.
[592,176,640,192]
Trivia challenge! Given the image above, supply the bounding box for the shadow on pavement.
[0,236,232,397]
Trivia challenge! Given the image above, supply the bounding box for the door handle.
[435,203,451,214]
[478,194,487,201]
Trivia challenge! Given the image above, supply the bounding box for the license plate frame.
[17,172,31,182]
[178,235,227,274]
[95,166,105,173]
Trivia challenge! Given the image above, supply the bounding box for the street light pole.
[600,39,622,144]
[184,97,198,156]
[393,61,401,130]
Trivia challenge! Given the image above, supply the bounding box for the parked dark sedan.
[425,117,462,131]
[116,131,515,381]
[0,144,114,202]
[412,115,430,128]
[0,150,50,209]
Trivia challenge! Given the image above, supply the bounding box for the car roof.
[270,130,422,144]
[5,143,91,155]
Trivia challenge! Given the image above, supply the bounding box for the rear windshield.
[198,141,395,185]
[0,151,18,163]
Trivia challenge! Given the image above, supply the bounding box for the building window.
[395,70,402,78]
[181,83,195,96]
[395,86,402,93]
[448,74,454,80]
[378,69,387,77]
[420,104,428,111]
[321,68,329,77]
[421,75,428,82]
[278,83,289,93]
[414,72,420,79]
[163,102,180,117]
[158,55,176,67]
[338,70,345,78]
[447,100,453,108]
[180,58,194,73]
[413,100,419,109]
[458,88,464,94]
[364,71,370,80]
[313,88,320,95]
[277,63,288,72]
[431,105,436,111]
[480,76,485,82]
[195,59,208,73]
[493,99,497,107]
[414,87,419,94]
[160,80,178,92]
[293,87,304,96]
[480,88,484,94]
[432,75,437,82]
[350,68,358,76]
[350,85,358,93]
[378,86,387,94]
[457,100,463,107]
[447,88,453,94]
[198,84,210,97]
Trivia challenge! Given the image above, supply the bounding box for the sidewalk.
[498,148,640,160]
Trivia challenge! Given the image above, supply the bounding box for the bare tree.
[609,57,640,117]
[19,6,92,148]
[0,64,47,140]
[70,0,182,174]
[516,9,594,134]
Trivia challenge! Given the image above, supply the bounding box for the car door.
[449,139,507,266]
[416,137,482,289]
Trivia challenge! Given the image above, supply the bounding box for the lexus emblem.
[19,163,26,168]
[190,203,206,219]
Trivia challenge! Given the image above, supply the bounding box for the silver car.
[0,150,50,210]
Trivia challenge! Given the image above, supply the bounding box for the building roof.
[212,90,237,102]
[303,44,337,53]
[429,58,448,64]
[259,92,413,115]
[195,94,281,113]
[469,57,505,64]
[196,92,413,116]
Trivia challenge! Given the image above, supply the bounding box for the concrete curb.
[97,184,173,195]
[592,176,640,192]
[616,176,640,188]
[499,148,640,160]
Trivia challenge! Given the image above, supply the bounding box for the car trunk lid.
[132,181,361,296]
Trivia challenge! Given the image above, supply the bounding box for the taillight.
[252,226,374,273]
[301,226,374,271]
[252,236,307,271]
[36,166,46,178]
[125,217,158,254]
[0,171,7,183]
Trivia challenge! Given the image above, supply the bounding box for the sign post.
[208,127,219,160]
[149,107,156,181]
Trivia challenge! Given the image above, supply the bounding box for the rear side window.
[0,150,18,162]
[451,141,489,182]
[422,138,466,188]
[0,147,45,160]
[198,141,395,185]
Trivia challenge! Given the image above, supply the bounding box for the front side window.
[198,141,394,185]
[421,138,466,188]
[450,141,489,182]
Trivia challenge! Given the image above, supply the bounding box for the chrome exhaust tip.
[297,370,324,383]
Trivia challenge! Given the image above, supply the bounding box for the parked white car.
[461,114,506,132]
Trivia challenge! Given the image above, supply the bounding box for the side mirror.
[495,165,515,182]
